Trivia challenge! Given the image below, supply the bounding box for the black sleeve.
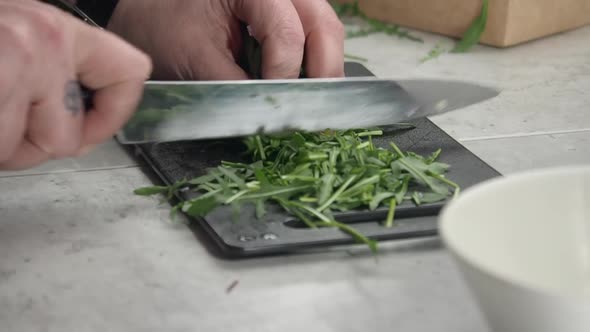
[39,0,118,29]
[75,0,119,28]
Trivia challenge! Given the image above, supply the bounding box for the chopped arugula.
[134,129,459,252]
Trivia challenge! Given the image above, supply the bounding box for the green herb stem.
[316,220,378,253]
[389,142,405,157]
[385,198,396,228]
[255,135,266,160]
[429,172,461,198]
[318,175,358,211]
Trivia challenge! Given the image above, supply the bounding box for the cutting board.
[127,62,501,258]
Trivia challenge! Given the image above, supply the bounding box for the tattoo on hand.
[64,80,83,116]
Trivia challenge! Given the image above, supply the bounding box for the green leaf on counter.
[421,43,447,63]
[452,0,489,53]
[330,1,423,43]
[133,186,169,196]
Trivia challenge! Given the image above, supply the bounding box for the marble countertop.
[1,25,589,332]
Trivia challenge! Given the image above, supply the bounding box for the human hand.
[107,0,344,80]
[0,0,151,170]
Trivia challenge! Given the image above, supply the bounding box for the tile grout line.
[457,128,590,143]
[2,128,589,178]
[0,165,140,179]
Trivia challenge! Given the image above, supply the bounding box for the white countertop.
[1,25,589,332]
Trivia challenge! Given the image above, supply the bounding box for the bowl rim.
[439,165,590,300]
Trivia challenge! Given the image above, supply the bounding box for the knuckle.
[326,18,345,39]
[0,7,67,60]
[30,9,66,51]
[0,114,26,165]
[109,36,153,79]
[265,58,301,78]
[44,133,82,158]
[50,129,82,158]
[0,21,36,64]
[0,143,18,164]
[265,26,305,78]
[29,123,82,159]
[278,24,305,48]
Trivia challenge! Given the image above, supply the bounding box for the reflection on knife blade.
[117,78,422,143]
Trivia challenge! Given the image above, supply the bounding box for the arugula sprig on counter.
[452,0,489,53]
[331,1,423,42]
[134,129,459,252]
[330,0,489,63]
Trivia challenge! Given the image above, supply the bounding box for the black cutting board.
[129,62,500,257]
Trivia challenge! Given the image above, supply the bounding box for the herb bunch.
[135,129,459,252]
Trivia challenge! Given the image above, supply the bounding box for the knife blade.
[49,0,499,144]
[114,77,499,144]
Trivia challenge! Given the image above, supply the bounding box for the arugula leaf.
[318,175,357,211]
[182,195,220,217]
[188,174,217,185]
[415,192,449,204]
[369,192,395,211]
[421,43,447,63]
[452,0,489,53]
[330,1,423,43]
[218,167,247,190]
[428,162,451,174]
[318,173,336,206]
[318,220,378,254]
[241,184,313,200]
[255,199,267,219]
[133,186,169,196]
[169,205,181,223]
[395,175,411,204]
[426,149,442,164]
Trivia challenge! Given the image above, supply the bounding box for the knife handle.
[238,23,306,79]
[80,84,94,112]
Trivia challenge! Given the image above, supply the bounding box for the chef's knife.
[115,77,499,144]
[48,0,499,144]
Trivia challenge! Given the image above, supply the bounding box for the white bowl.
[439,166,590,332]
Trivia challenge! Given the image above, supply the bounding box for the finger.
[229,0,305,79]
[0,90,28,166]
[0,138,50,170]
[74,25,152,146]
[27,79,85,158]
[0,1,87,159]
[291,0,345,78]
[0,41,27,163]
[186,41,249,80]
